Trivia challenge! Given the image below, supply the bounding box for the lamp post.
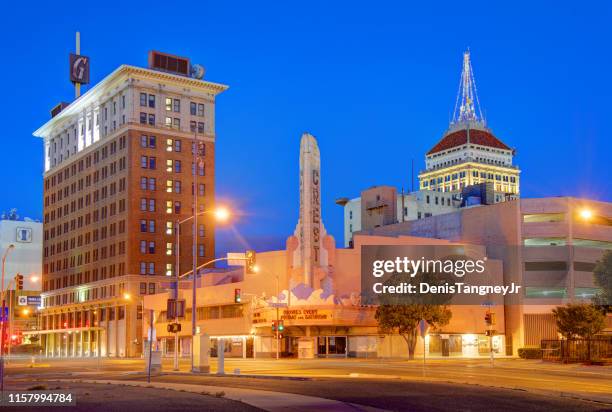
[176,252,246,373]
[174,207,230,373]
[1,244,15,394]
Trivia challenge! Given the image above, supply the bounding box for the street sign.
[0,307,8,322]
[269,302,288,308]
[418,319,429,337]
[27,296,41,306]
[17,296,27,306]
[227,252,246,266]
[167,299,185,319]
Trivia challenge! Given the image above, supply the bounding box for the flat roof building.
[357,197,612,351]
[32,51,227,358]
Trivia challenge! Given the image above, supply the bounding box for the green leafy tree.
[371,255,474,360]
[375,304,451,359]
[552,303,606,339]
[593,250,612,311]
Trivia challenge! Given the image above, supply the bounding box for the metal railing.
[541,337,612,363]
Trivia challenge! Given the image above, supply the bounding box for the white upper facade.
[33,64,228,173]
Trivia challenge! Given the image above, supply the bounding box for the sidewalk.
[60,379,387,412]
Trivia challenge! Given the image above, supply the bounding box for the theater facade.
[143,133,506,359]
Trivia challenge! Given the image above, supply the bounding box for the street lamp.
[123,292,154,382]
[579,208,593,221]
[174,206,232,372]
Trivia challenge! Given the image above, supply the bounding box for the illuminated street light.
[123,293,132,301]
[22,309,29,316]
[579,208,593,221]
[214,206,230,222]
[172,205,233,373]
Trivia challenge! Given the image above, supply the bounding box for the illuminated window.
[166,159,173,172]
[166,242,173,256]
[165,98,172,111]
[525,287,567,299]
[523,213,564,223]
[523,237,566,247]
[574,287,602,299]
[166,138,173,152]
[166,180,173,193]
[166,201,173,214]
[166,263,173,276]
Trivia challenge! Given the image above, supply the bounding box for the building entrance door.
[316,336,347,357]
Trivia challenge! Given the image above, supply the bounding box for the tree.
[552,303,606,339]
[371,255,466,360]
[376,304,451,359]
[593,250,612,311]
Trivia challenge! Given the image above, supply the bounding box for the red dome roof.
[427,128,511,155]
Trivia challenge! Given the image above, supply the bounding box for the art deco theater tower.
[419,51,520,203]
[33,51,227,357]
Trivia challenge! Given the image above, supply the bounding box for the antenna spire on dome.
[451,50,485,127]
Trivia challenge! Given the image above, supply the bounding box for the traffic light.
[234,288,242,303]
[15,274,23,291]
[485,313,492,325]
[272,320,277,332]
[278,320,284,332]
[245,250,257,274]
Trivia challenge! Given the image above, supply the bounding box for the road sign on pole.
[418,319,429,367]
[418,319,429,337]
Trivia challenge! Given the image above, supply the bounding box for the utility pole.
[276,275,280,360]
[1,244,15,394]
[75,32,81,98]
[191,129,201,373]
[174,220,180,371]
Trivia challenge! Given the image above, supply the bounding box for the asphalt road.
[4,357,612,411]
[1,381,260,412]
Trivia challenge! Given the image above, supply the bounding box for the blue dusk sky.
[1,1,610,255]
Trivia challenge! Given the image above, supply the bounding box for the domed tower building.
[419,51,520,203]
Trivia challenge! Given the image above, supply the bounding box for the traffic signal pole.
[7,290,12,362]
[485,309,495,367]
[1,244,15,395]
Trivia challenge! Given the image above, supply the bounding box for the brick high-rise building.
[32,51,228,357]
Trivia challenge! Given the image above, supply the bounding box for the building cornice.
[419,161,522,177]
[33,64,229,138]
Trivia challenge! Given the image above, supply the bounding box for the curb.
[55,378,389,412]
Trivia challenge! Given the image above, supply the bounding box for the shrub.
[518,347,542,359]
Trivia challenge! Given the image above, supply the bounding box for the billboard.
[70,53,90,84]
